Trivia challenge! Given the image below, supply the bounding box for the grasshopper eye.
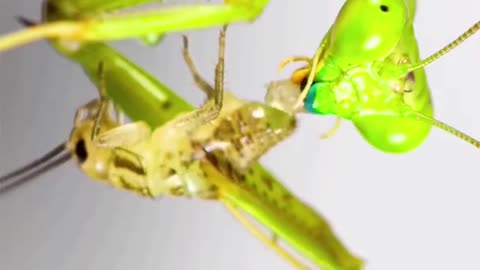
[75,139,88,163]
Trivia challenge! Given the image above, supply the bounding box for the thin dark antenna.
[0,143,71,194]
[15,16,38,27]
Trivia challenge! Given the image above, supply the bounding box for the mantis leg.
[173,25,228,131]
[223,201,309,270]
[0,0,269,53]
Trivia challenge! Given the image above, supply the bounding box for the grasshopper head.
[0,99,117,194]
[66,99,117,182]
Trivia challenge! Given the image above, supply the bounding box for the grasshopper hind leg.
[173,25,228,131]
[223,202,309,270]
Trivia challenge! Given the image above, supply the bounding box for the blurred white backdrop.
[1,1,480,270]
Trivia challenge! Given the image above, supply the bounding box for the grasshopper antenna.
[15,16,38,27]
[0,142,71,194]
